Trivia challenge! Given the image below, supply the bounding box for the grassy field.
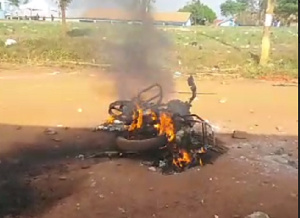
[0,21,298,78]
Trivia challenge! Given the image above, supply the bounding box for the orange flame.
[107,115,115,124]
[126,107,176,143]
[128,105,143,131]
[158,112,175,142]
[173,149,192,168]
[104,103,206,169]
[151,111,157,121]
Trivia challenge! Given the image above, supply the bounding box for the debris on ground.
[275,126,283,132]
[44,128,57,135]
[52,138,62,142]
[77,154,85,160]
[5,39,17,47]
[118,207,126,213]
[59,176,67,181]
[173,71,182,78]
[81,164,91,169]
[219,98,227,103]
[232,131,248,139]
[264,154,298,169]
[190,41,198,46]
[272,83,298,87]
[50,71,60,75]
[148,167,157,172]
[245,211,270,218]
[273,147,285,155]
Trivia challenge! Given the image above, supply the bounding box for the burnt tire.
[116,135,168,152]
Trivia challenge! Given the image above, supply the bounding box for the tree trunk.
[259,0,275,66]
[61,4,67,35]
[258,0,267,26]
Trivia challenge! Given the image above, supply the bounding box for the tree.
[178,0,217,24]
[221,0,268,25]
[259,0,275,65]
[220,0,247,17]
[258,0,268,24]
[275,0,298,21]
[7,0,28,7]
[56,0,72,35]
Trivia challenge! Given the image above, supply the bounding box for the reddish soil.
[0,66,298,218]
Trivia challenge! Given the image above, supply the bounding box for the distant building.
[79,8,192,27]
[214,18,237,27]
[0,0,58,20]
[0,0,10,19]
[18,0,58,18]
[0,3,3,19]
[213,19,223,26]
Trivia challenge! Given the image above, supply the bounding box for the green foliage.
[276,0,298,19]
[221,0,298,20]
[7,0,28,7]
[56,0,72,8]
[220,0,248,17]
[178,0,217,24]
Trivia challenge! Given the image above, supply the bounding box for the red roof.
[213,19,223,25]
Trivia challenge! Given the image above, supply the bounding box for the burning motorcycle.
[95,76,224,173]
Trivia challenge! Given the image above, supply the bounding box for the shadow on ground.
[0,123,297,217]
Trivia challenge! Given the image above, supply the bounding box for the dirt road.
[0,66,298,218]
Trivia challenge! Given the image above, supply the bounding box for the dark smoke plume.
[105,0,174,100]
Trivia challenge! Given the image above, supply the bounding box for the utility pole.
[259,0,275,65]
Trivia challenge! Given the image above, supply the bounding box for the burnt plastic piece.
[166,99,191,117]
[108,100,136,124]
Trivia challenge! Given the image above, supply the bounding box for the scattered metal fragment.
[44,128,57,135]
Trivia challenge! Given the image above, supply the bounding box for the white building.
[0,0,59,19]
[0,0,13,19]
[19,0,59,17]
[0,0,9,10]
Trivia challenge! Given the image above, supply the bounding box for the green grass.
[0,21,298,78]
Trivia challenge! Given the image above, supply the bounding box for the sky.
[68,0,226,18]
[153,0,225,17]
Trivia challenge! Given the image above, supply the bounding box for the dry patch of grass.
[0,21,298,78]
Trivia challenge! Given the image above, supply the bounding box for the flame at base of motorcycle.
[95,76,222,173]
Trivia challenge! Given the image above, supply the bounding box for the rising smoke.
[101,0,174,100]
